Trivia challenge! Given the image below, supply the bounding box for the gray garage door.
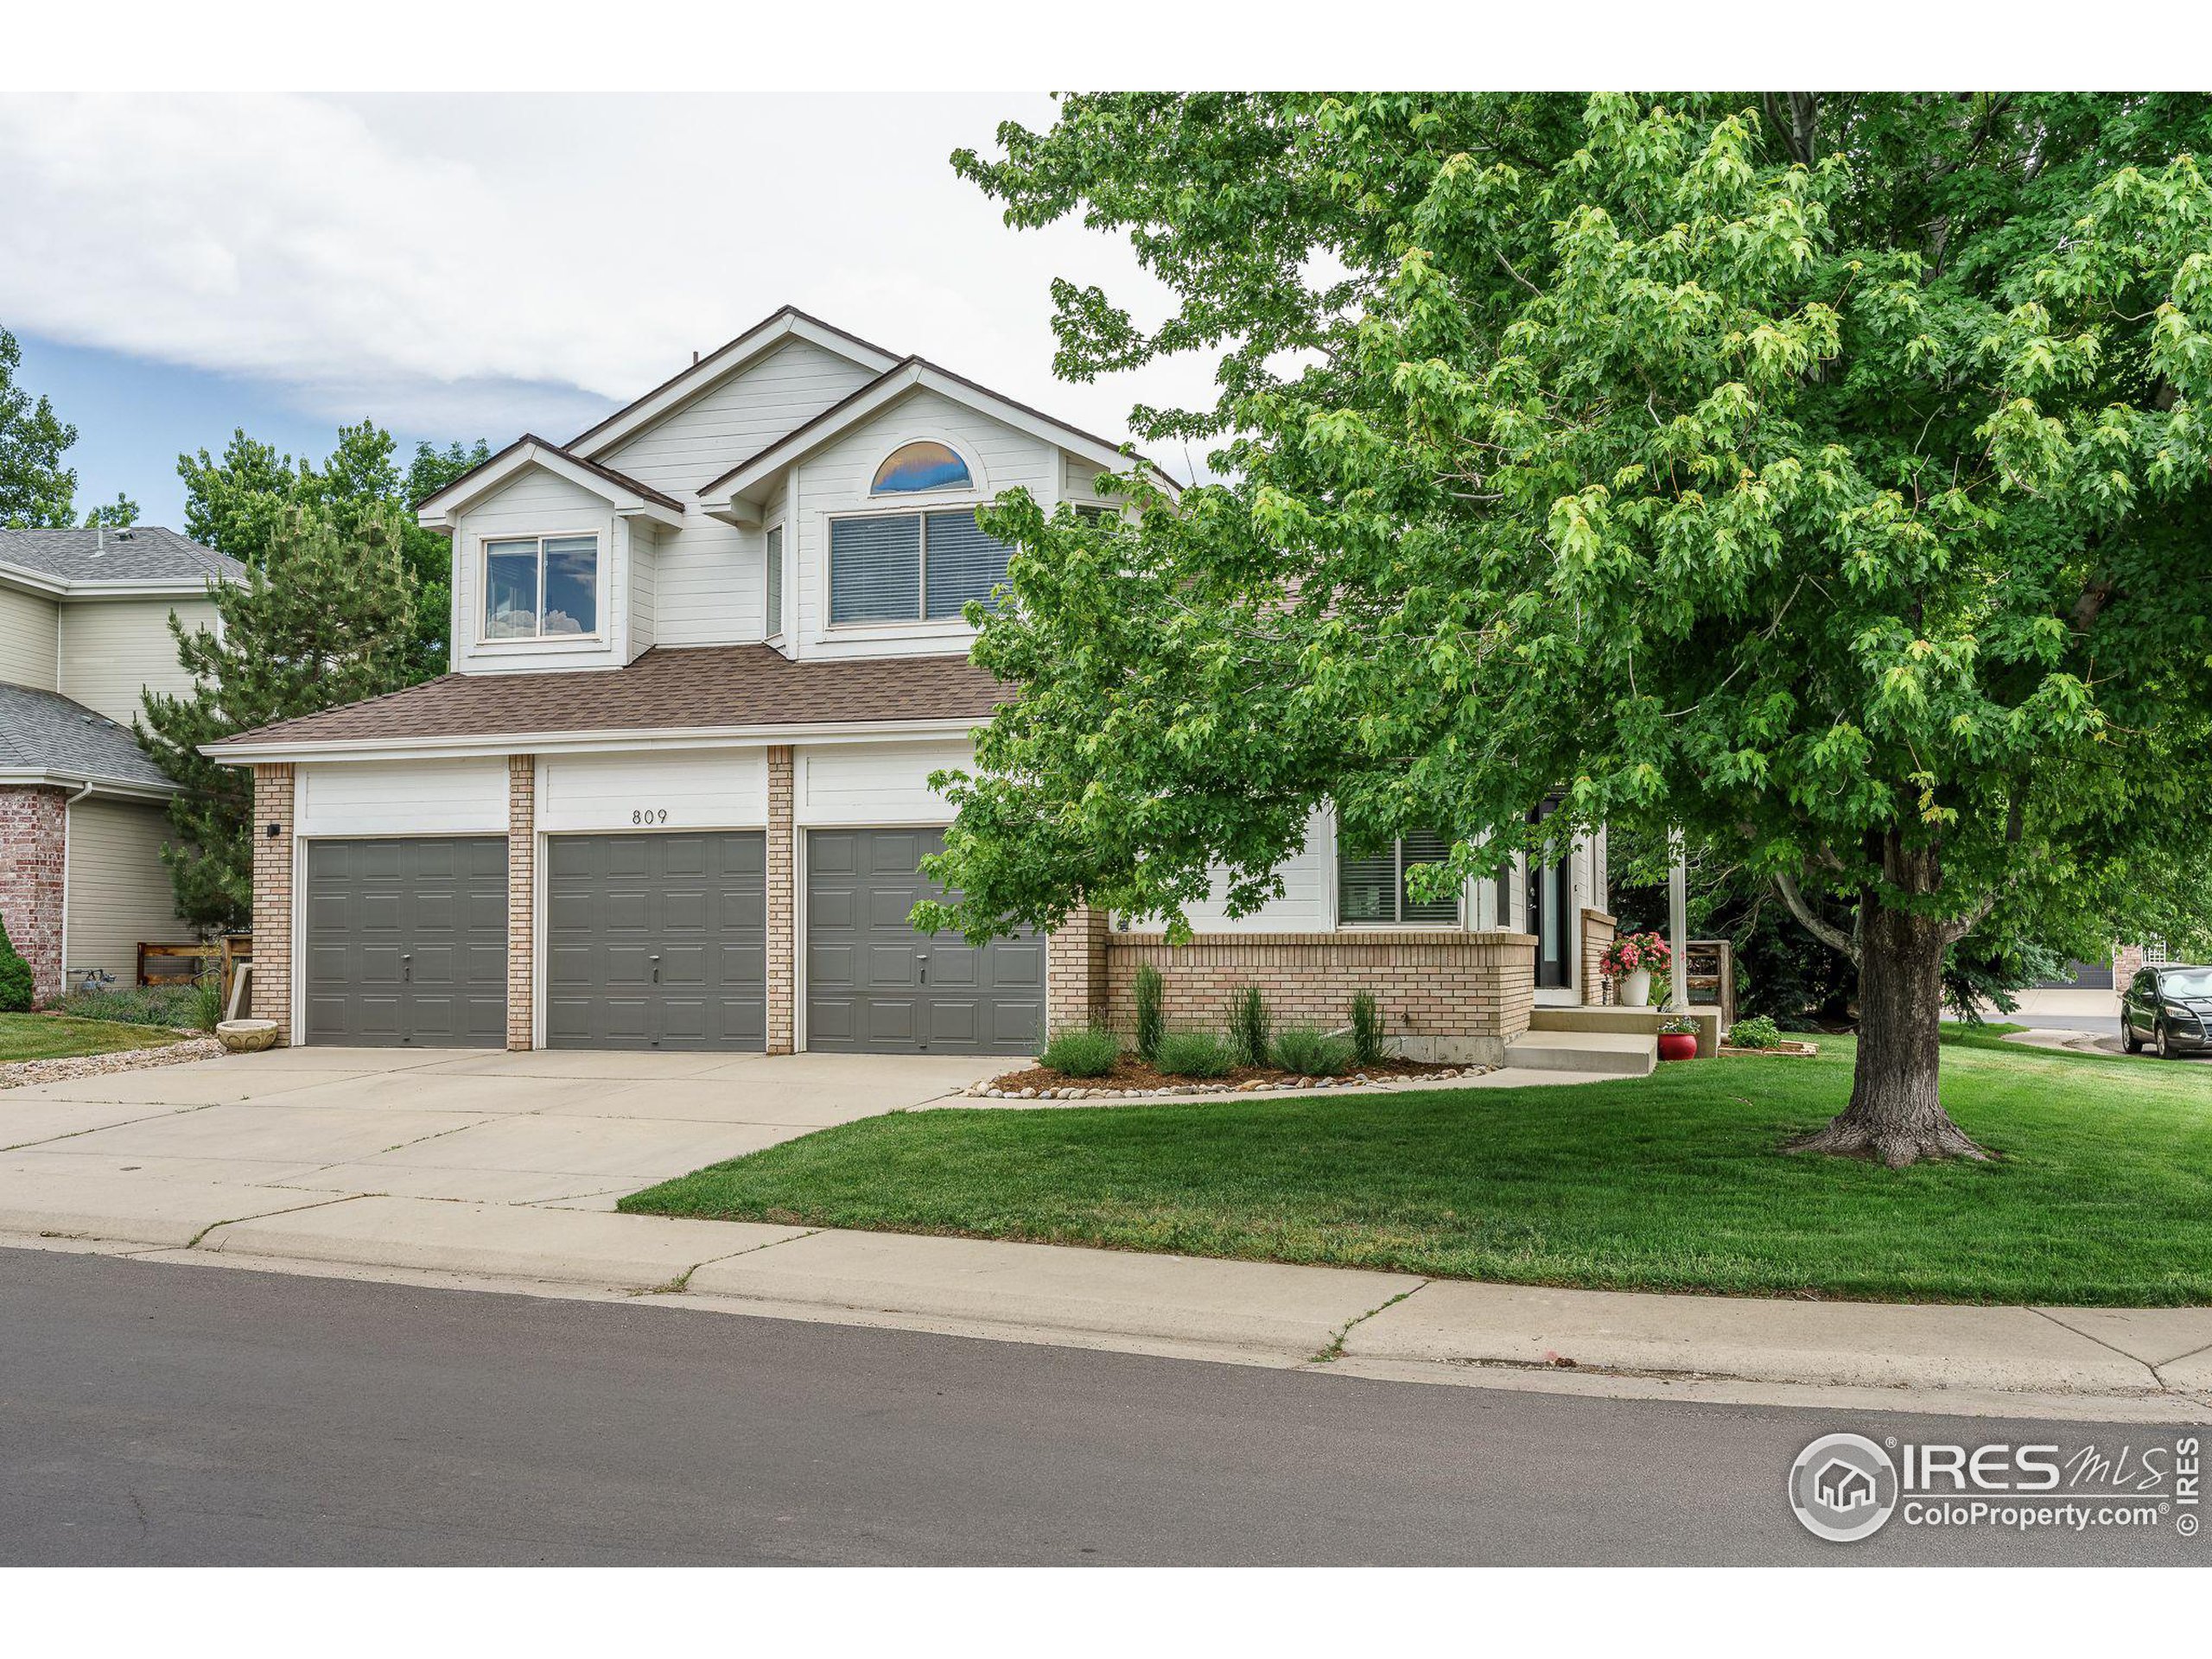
[302,838,507,1047]
[544,832,766,1050]
[806,828,1044,1054]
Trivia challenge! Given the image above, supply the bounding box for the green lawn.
[0,1012,189,1065]
[623,1032,2212,1306]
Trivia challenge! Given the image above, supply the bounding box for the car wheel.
[2156,1021,2174,1059]
[2123,1018,2142,1054]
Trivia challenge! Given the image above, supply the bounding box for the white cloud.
[0,92,1220,470]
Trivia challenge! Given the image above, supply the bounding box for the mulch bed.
[1719,1040,1821,1058]
[978,1054,1483,1099]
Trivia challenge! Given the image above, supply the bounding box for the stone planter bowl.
[216,1019,279,1054]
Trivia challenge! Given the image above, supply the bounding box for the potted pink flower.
[1599,931,1672,1007]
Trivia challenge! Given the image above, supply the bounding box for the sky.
[0,92,1214,530]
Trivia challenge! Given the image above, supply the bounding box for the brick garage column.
[506,755,536,1051]
[0,785,68,1006]
[249,764,295,1042]
[1046,902,1107,1036]
[766,745,795,1054]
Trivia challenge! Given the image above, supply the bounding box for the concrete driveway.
[0,1048,988,1211]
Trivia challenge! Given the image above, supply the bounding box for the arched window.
[871,440,971,494]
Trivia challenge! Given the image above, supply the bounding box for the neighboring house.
[205,306,1608,1058]
[0,526,243,1002]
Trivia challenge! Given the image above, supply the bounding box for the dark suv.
[2121,963,2212,1058]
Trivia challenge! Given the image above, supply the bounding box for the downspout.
[56,778,96,995]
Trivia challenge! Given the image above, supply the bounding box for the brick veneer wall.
[1099,931,1538,1065]
[249,764,294,1041]
[0,785,68,1006]
[1046,903,1107,1035]
[506,756,536,1051]
[1580,908,1616,1007]
[766,745,795,1054]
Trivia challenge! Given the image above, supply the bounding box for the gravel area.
[0,1034,225,1091]
[963,1064,1502,1102]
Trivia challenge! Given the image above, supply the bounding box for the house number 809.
[632,809,669,824]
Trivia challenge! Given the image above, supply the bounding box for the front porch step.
[1503,1028,1656,1077]
[1529,1006,1669,1035]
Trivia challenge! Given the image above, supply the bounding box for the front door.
[1528,801,1574,990]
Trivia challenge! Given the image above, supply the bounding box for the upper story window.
[829,509,1013,626]
[484,534,599,640]
[764,524,785,638]
[1338,830,1462,926]
[872,440,971,494]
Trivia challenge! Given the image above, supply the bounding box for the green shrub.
[0,918,33,1013]
[186,975,226,1032]
[1728,1015,1782,1050]
[1154,1028,1236,1078]
[57,983,205,1029]
[1349,990,1384,1068]
[1272,1025,1354,1077]
[1133,962,1165,1061]
[1228,986,1271,1068]
[1038,1024,1122,1077]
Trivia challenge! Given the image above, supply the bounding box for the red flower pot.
[1657,1032,1699,1062]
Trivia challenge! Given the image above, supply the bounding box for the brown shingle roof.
[411,434,687,516]
[207,645,1007,751]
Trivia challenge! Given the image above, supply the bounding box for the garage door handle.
[401,952,411,983]
[651,953,661,984]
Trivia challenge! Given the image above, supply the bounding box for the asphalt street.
[0,1248,2199,1566]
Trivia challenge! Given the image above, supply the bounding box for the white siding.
[795,741,971,825]
[296,759,509,837]
[793,389,1059,659]
[628,520,659,657]
[599,338,876,495]
[537,749,767,832]
[450,470,623,675]
[1134,808,1337,933]
[1063,450,1122,504]
[0,582,60,690]
[600,340,876,652]
[57,596,214,726]
[63,796,180,982]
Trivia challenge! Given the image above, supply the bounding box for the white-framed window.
[764,524,785,638]
[828,507,1013,626]
[1338,830,1462,926]
[483,533,599,639]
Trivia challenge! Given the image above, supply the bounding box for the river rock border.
[0,1033,226,1092]
[963,1064,1500,1102]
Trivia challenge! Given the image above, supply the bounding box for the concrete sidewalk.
[3,1162,2209,1424]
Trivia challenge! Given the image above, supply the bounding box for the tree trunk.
[1788,839,1992,1167]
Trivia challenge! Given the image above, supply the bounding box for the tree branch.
[1775,872,1859,963]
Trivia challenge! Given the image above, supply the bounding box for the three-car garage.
[285,742,1042,1057]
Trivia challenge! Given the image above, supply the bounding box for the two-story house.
[0,526,241,1003]
[206,308,1612,1059]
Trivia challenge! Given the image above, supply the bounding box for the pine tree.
[139,502,418,931]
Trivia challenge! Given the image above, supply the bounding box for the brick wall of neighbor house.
[1100,931,1539,1065]
[1046,903,1108,1034]
[2113,943,2145,985]
[0,785,68,1006]
[766,745,795,1054]
[1580,908,1616,1007]
[506,755,536,1051]
[249,764,294,1041]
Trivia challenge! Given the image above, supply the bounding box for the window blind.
[830,514,922,624]
[924,510,1014,620]
[765,525,784,636]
